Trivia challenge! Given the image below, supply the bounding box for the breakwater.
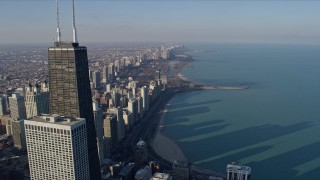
[177,73,249,91]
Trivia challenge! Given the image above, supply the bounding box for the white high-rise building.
[141,86,149,112]
[25,115,90,180]
[41,81,49,92]
[226,162,251,180]
[128,98,138,122]
[106,84,111,93]
[115,59,120,72]
[25,85,49,119]
[11,119,26,149]
[122,109,134,131]
[102,65,108,83]
[9,93,27,149]
[108,63,114,78]
[9,93,27,120]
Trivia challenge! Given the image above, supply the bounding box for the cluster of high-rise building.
[0,0,176,179]
[0,83,49,151]
[88,68,166,163]
[87,43,175,91]
[0,0,253,179]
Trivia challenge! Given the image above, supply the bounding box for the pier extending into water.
[168,55,249,91]
[177,73,249,91]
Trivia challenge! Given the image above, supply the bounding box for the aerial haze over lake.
[164,43,320,179]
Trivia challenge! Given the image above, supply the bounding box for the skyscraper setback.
[47,0,100,178]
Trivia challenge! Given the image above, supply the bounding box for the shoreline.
[150,90,227,178]
[151,99,188,163]
[150,50,247,178]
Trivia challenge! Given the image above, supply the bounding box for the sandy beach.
[151,102,187,163]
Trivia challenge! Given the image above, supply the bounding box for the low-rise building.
[226,162,251,180]
[151,172,173,180]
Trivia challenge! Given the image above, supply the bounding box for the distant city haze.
[1,1,320,44]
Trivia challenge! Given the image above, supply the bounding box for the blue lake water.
[164,43,320,179]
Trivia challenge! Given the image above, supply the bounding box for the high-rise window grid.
[25,117,89,180]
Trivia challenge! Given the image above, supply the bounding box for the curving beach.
[151,103,188,163]
[151,62,249,163]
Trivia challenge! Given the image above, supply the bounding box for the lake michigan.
[164,43,320,179]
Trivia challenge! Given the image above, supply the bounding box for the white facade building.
[9,93,27,120]
[141,86,149,112]
[108,63,114,78]
[128,98,138,122]
[25,86,49,119]
[102,65,108,83]
[152,173,173,180]
[25,115,90,180]
[226,162,251,180]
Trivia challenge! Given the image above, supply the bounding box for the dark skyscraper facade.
[48,42,101,179]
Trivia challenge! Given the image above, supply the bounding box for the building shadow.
[166,119,230,140]
[177,121,312,170]
[169,99,222,110]
[196,145,273,173]
[247,140,320,180]
[167,106,211,119]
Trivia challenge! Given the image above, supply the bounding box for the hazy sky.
[1,0,320,44]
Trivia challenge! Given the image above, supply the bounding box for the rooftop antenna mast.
[56,0,61,42]
[72,0,78,43]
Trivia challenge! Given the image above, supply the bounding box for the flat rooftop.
[27,114,84,126]
[153,172,172,179]
[226,162,251,173]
